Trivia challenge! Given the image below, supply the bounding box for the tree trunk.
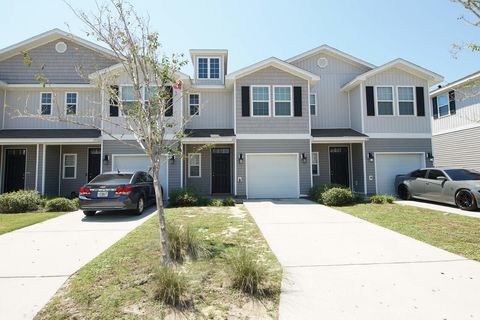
[152,163,171,266]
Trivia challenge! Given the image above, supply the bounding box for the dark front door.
[211,148,231,194]
[4,149,26,192]
[87,148,101,182]
[329,147,349,187]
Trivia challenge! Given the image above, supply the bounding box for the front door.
[4,149,26,192]
[211,148,231,194]
[87,148,101,182]
[329,147,349,187]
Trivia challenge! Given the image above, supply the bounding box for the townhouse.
[0,29,443,199]
[430,71,480,171]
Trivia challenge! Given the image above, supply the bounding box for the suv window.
[428,169,446,180]
[410,169,427,178]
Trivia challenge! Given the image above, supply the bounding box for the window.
[273,86,292,116]
[251,86,270,116]
[109,85,119,117]
[437,93,450,118]
[65,92,77,115]
[310,93,317,115]
[121,86,136,114]
[376,86,393,115]
[410,169,427,178]
[445,169,480,181]
[197,57,220,79]
[427,169,446,180]
[189,94,200,116]
[397,87,415,115]
[188,153,201,178]
[312,152,319,176]
[63,154,77,179]
[40,92,52,115]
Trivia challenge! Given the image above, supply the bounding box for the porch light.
[368,152,374,162]
[238,153,244,164]
[427,152,434,162]
[301,153,307,163]
[103,154,110,165]
[170,155,175,164]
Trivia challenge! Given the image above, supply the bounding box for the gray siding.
[365,138,432,194]
[4,88,101,129]
[184,89,233,129]
[44,145,60,197]
[291,52,370,129]
[363,68,431,134]
[349,85,362,132]
[0,88,4,129]
[0,39,117,84]
[351,143,364,193]
[236,139,311,196]
[59,145,92,197]
[2,145,37,191]
[235,67,310,134]
[433,126,480,171]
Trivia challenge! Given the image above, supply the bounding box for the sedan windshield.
[90,174,133,184]
[445,169,480,181]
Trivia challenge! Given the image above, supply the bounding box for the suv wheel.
[455,189,478,211]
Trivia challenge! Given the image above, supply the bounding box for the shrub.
[309,183,347,203]
[72,197,80,209]
[184,226,204,259]
[0,190,42,213]
[169,188,199,207]
[321,187,356,206]
[370,194,395,204]
[167,224,185,262]
[196,197,210,206]
[45,198,78,212]
[224,247,268,295]
[222,197,236,207]
[153,267,188,306]
[209,199,223,207]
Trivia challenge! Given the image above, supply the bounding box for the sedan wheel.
[397,185,411,200]
[455,190,478,211]
[135,197,145,215]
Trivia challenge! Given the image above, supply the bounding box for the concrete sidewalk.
[245,199,480,320]
[0,208,156,320]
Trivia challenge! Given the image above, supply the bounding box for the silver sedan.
[394,168,480,211]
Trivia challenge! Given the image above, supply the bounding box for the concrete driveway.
[0,208,156,320]
[245,199,480,320]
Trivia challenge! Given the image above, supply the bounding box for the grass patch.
[0,212,66,235]
[337,203,480,261]
[35,206,282,319]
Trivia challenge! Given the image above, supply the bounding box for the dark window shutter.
[109,85,119,117]
[415,87,425,117]
[366,86,375,116]
[449,90,456,115]
[165,86,173,117]
[432,97,438,119]
[293,86,302,117]
[241,86,250,117]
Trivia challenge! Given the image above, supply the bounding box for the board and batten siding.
[349,85,362,132]
[363,68,431,134]
[365,138,432,194]
[0,88,4,129]
[236,139,311,196]
[44,145,60,197]
[433,126,480,171]
[291,52,371,129]
[2,145,37,191]
[4,88,101,129]
[235,67,309,134]
[0,39,117,84]
[184,89,233,129]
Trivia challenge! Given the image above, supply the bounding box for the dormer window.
[197,57,220,79]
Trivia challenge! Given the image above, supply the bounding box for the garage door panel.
[376,154,424,195]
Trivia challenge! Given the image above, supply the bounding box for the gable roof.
[286,44,376,69]
[341,58,443,92]
[430,70,480,96]
[225,57,320,83]
[0,28,117,62]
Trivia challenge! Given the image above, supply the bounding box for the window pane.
[399,102,414,115]
[310,105,316,115]
[41,93,52,104]
[144,87,159,100]
[312,152,318,163]
[66,93,77,104]
[66,105,76,115]
[41,104,51,115]
[274,87,291,100]
[198,58,208,78]
[122,86,135,101]
[377,87,393,100]
[310,94,316,104]
[110,105,119,117]
[64,167,75,178]
[190,104,199,115]
[65,155,75,166]
[398,87,413,100]
[190,166,199,177]
[253,102,269,115]
[310,94,316,115]
[312,164,318,175]
[439,105,449,117]
[252,87,269,100]
[275,102,291,115]
[189,94,199,105]
[437,94,448,107]
[190,154,200,166]
[209,58,220,79]
[378,102,393,115]
[428,170,446,180]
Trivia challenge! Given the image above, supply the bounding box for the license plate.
[97,191,109,197]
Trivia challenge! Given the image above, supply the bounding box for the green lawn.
[0,212,66,235]
[35,206,282,319]
[337,203,480,261]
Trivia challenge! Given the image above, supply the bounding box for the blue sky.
[0,0,478,84]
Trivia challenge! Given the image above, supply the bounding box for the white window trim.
[62,153,77,179]
[188,153,201,178]
[375,85,395,117]
[40,92,53,116]
[437,93,450,118]
[197,57,221,80]
[65,92,78,115]
[310,93,317,116]
[273,85,293,117]
[189,93,201,116]
[312,151,319,176]
[396,86,416,116]
[250,85,271,117]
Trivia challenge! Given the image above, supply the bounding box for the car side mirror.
[436,176,447,181]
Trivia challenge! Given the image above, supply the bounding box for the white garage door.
[246,154,299,199]
[112,154,168,197]
[376,153,424,195]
